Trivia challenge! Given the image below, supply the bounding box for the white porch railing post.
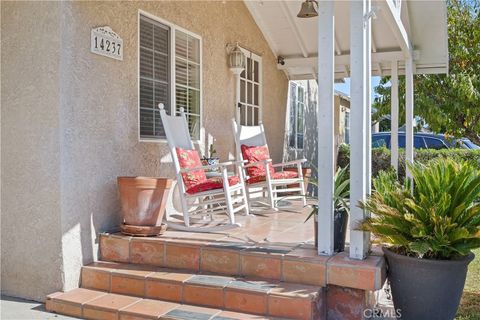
[349,0,371,260]
[316,0,335,256]
[405,57,414,179]
[390,60,399,172]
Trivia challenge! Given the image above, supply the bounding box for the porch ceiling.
[244,0,449,81]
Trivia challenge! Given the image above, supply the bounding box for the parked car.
[371,132,480,150]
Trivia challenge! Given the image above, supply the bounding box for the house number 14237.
[91,26,123,61]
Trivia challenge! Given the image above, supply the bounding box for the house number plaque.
[91,26,123,61]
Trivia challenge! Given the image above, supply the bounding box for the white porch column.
[349,0,371,260]
[405,57,414,179]
[390,60,399,172]
[316,0,335,255]
[365,0,372,195]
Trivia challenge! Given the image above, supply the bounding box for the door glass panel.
[254,61,259,83]
[240,80,245,102]
[253,107,259,125]
[240,104,246,124]
[247,82,252,104]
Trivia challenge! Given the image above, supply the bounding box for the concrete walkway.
[1,295,79,320]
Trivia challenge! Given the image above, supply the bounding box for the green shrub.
[359,159,480,259]
[337,144,480,180]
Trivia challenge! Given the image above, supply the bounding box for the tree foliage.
[373,0,480,144]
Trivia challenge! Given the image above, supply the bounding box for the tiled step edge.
[46,288,285,320]
[80,261,325,320]
[99,233,385,291]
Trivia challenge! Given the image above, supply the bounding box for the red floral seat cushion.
[241,144,275,178]
[186,175,240,194]
[247,170,298,184]
[176,147,207,190]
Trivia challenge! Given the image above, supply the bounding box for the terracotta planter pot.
[117,177,172,226]
[284,167,312,192]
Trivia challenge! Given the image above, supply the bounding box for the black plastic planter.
[313,209,349,252]
[383,247,474,320]
[334,209,348,252]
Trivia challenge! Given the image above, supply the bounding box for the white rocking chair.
[232,120,307,210]
[159,104,249,232]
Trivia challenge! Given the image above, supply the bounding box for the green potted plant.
[359,159,480,320]
[305,165,350,252]
[201,143,219,172]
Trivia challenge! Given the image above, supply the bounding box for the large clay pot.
[117,177,172,226]
[383,247,474,320]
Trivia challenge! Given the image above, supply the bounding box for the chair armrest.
[271,159,307,168]
[179,160,243,173]
[242,159,272,169]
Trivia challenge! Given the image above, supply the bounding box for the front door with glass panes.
[238,49,262,126]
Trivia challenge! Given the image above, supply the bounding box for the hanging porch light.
[228,42,246,75]
[297,0,318,18]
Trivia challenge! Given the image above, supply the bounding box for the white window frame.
[138,10,203,143]
[288,82,306,150]
[237,48,262,126]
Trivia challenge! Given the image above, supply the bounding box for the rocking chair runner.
[159,104,249,231]
[232,120,307,209]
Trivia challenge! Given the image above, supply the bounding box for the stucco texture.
[1,1,65,301]
[1,1,288,300]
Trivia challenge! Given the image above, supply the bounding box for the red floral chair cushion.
[241,144,275,178]
[176,148,207,190]
[186,175,240,194]
[247,170,298,184]
[176,147,241,194]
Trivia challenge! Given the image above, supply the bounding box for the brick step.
[100,233,329,287]
[46,288,286,320]
[99,233,384,291]
[80,261,325,320]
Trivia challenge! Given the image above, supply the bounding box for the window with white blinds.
[139,13,202,140]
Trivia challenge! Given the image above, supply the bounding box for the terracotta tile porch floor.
[161,199,319,247]
[47,200,387,320]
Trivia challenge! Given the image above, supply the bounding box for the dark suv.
[372,132,479,150]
